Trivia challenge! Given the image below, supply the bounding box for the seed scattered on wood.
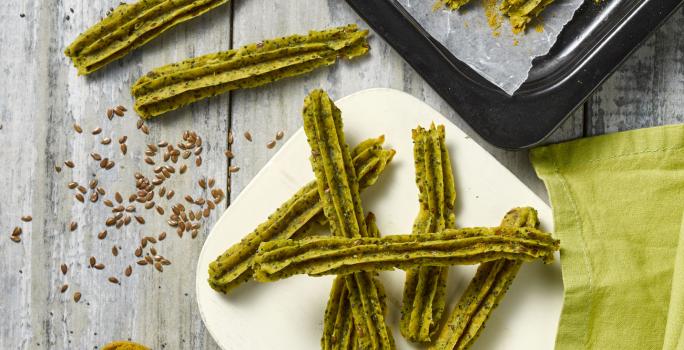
[128,194,137,202]
[73,123,83,133]
[135,216,145,224]
[89,192,99,203]
[194,147,203,156]
[191,229,199,239]
[144,255,153,264]
[10,236,21,243]
[103,199,114,207]
[166,191,175,200]
[141,125,150,135]
[136,259,148,266]
[77,186,87,194]
[118,136,127,144]
[21,215,32,222]
[94,263,105,270]
[207,200,215,210]
[136,119,144,129]
[101,137,112,145]
[203,208,210,218]
[179,165,187,174]
[61,263,68,275]
[68,182,78,189]
[90,152,102,161]
[266,140,276,149]
[188,211,196,221]
[224,150,234,159]
[125,205,136,212]
[97,187,105,195]
[92,127,102,135]
[115,105,127,113]
[108,276,120,284]
[158,232,167,241]
[60,284,69,293]
[113,108,124,117]
[123,216,131,225]
[105,217,116,226]
[99,158,108,168]
[184,195,193,203]
[144,202,155,210]
[228,131,234,145]
[69,221,78,231]
[112,246,119,256]
[124,265,132,277]
[115,192,123,203]
[276,130,285,140]
[144,157,155,165]
[244,131,252,142]
[89,256,96,267]
[156,206,164,215]
[195,156,202,167]
[154,262,163,272]
[107,109,114,120]
[135,246,143,257]
[64,160,75,168]
[198,178,207,189]
[146,236,158,244]
[55,165,62,173]
[73,292,81,302]
[88,179,98,189]
[229,166,240,173]
[158,187,166,197]
[97,230,107,240]
[150,247,158,256]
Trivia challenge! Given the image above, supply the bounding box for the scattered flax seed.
[21,215,32,222]
[106,109,114,120]
[91,127,102,135]
[77,186,87,194]
[64,160,75,168]
[244,131,252,142]
[158,232,167,241]
[75,194,85,203]
[89,192,99,203]
[10,236,21,243]
[144,157,155,165]
[113,108,124,117]
[228,131,234,145]
[115,192,123,203]
[135,247,143,257]
[68,182,78,189]
[198,178,207,189]
[156,206,164,215]
[136,119,144,129]
[207,200,215,210]
[120,144,127,155]
[90,152,102,161]
[108,276,120,284]
[115,105,127,113]
[195,156,202,167]
[276,130,285,140]
[141,125,150,135]
[61,263,68,274]
[73,292,81,302]
[118,136,127,144]
[208,178,215,188]
[103,199,113,207]
[97,187,105,195]
[124,265,132,277]
[60,284,69,293]
[55,165,62,173]
[100,137,112,145]
[146,236,158,244]
[136,259,147,266]
[224,150,234,159]
[182,150,191,159]
[89,256,96,267]
[150,247,158,256]
[191,229,199,239]
[266,140,276,149]
[144,256,153,264]
[184,195,194,204]
[97,230,107,240]
[166,190,175,200]
[144,202,155,210]
[105,217,116,226]
[135,216,145,224]
[105,160,115,170]
[123,216,132,225]
[73,123,83,134]
[94,263,105,270]
[112,246,119,256]
[203,208,210,218]
[229,166,240,173]
[179,165,187,174]
[154,262,163,272]
[89,179,98,189]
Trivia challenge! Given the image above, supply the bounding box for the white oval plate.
[196,88,562,350]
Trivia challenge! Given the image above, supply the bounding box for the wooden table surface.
[0,1,681,349]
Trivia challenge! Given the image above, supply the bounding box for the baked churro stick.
[303,90,394,350]
[253,226,559,281]
[132,25,369,119]
[401,125,456,342]
[430,207,540,350]
[207,137,394,294]
[65,0,230,75]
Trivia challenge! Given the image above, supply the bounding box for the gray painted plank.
[0,1,231,349]
[588,7,683,135]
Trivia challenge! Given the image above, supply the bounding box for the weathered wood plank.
[588,8,683,135]
[228,0,583,205]
[1,0,231,349]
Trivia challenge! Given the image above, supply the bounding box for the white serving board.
[196,88,563,350]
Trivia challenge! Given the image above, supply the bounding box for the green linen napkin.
[663,212,684,350]
[530,124,684,350]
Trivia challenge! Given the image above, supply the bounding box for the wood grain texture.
[1,1,230,349]
[588,7,683,135]
[2,0,680,349]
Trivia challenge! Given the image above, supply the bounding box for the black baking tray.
[345,0,683,149]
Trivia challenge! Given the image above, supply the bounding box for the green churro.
[132,25,369,119]
[303,90,394,350]
[430,207,540,350]
[65,0,230,75]
[253,226,559,281]
[207,137,395,294]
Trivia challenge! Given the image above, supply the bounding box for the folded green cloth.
[664,212,684,350]
[530,124,684,350]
